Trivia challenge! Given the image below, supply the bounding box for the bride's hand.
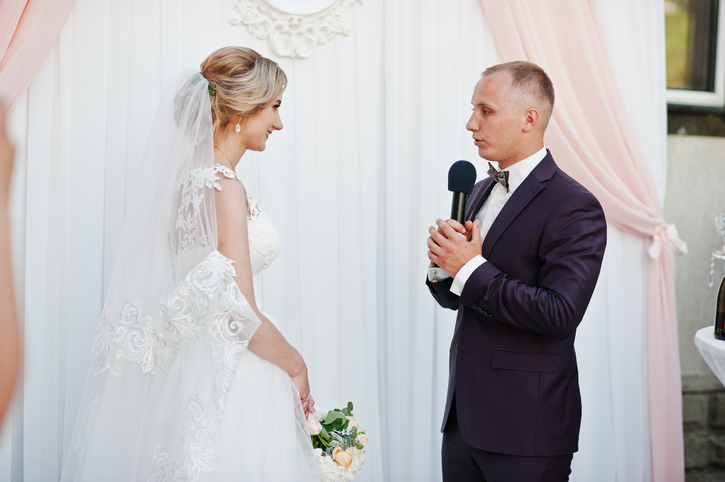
[302,394,315,416]
[290,366,313,414]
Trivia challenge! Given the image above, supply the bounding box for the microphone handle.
[450,192,469,224]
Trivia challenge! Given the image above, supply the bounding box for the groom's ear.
[522,108,539,133]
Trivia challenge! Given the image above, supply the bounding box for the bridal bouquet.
[307,402,367,482]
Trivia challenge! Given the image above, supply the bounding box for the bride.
[61,47,319,481]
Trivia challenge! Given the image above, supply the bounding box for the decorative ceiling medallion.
[229,0,362,59]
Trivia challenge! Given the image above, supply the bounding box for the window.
[666,0,725,106]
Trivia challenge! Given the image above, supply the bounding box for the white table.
[695,326,725,386]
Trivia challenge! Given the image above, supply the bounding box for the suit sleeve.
[458,191,607,339]
[426,276,460,310]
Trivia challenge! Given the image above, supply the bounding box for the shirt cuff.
[427,265,451,282]
[450,255,486,296]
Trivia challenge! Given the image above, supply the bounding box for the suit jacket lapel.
[466,179,495,222]
[481,153,558,258]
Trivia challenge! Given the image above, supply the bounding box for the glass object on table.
[716,269,725,339]
[709,213,725,287]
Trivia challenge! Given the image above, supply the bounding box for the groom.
[426,61,607,481]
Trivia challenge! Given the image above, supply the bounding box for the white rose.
[345,446,365,474]
[317,452,355,482]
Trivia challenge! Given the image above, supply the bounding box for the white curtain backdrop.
[0,1,665,481]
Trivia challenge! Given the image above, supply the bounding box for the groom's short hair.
[482,61,555,131]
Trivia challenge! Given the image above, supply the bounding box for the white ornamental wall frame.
[229,0,362,59]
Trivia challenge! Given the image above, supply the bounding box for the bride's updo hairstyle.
[200,46,287,135]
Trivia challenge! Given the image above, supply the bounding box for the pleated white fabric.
[0,1,663,481]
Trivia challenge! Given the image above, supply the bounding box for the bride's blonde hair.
[200,46,287,135]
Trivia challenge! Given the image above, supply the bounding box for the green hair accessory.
[208,84,216,96]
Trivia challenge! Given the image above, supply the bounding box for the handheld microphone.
[448,160,477,224]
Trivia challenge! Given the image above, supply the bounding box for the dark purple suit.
[428,151,606,458]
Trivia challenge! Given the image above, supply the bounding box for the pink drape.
[479,1,684,481]
[0,0,75,109]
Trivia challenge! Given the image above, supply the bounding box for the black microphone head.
[448,160,477,194]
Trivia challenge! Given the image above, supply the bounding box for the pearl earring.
[235,123,241,133]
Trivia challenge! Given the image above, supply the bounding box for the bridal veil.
[60,71,268,481]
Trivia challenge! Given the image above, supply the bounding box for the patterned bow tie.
[487,163,509,193]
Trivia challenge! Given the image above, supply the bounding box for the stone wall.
[683,376,725,481]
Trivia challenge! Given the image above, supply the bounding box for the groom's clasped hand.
[427,218,481,278]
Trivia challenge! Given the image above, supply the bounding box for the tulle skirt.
[61,345,318,481]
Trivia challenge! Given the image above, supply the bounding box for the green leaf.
[320,426,330,440]
[324,412,341,425]
[348,401,354,412]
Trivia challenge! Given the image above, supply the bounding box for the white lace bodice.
[245,185,280,286]
[214,165,280,303]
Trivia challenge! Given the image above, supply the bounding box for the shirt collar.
[494,146,547,195]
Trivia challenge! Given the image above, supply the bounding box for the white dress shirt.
[428,147,548,296]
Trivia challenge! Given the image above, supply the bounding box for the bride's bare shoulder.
[213,166,250,229]
[212,167,252,262]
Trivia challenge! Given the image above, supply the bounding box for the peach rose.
[332,447,353,469]
[355,433,368,447]
[306,412,322,436]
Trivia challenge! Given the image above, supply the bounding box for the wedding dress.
[61,71,318,482]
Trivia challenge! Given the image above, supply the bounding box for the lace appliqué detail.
[90,251,260,377]
[89,251,260,481]
[212,164,238,183]
[146,253,259,481]
[247,190,262,219]
[91,300,156,374]
[176,165,234,252]
[149,396,220,482]
[162,252,259,415]
[173,165,238,279]
[73,397,102,456]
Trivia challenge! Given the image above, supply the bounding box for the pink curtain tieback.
[648,224,688,259]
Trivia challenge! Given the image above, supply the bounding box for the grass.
[666,1,690,89]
